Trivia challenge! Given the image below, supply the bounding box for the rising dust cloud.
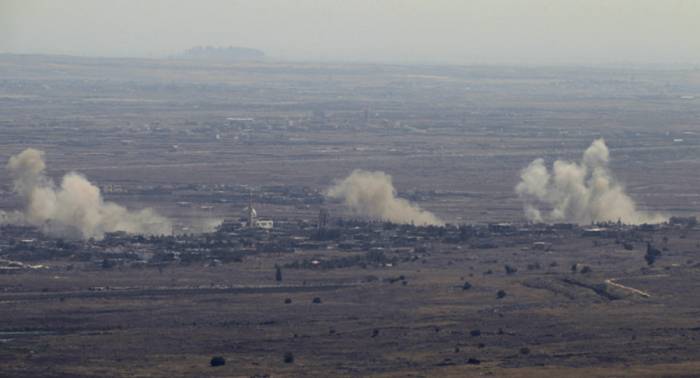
[515,139,666,225]
[2,148,171,239]
[326,169,443,226]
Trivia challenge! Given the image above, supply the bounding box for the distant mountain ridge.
[178,46,265,61]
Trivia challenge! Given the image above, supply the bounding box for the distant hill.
[178,46,265,61]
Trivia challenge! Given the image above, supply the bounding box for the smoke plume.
[515,139,665,225]
[4,148,171,239]
[326,169,443,226]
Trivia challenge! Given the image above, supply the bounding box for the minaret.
[247,190,255,228]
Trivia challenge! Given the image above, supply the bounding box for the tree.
[101,259,116,269]
[275,265,283,282]
[283,352,295,363]
[210,356,226,367]
[645,243,662,266]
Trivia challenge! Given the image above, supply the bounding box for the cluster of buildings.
[0,202,696,272]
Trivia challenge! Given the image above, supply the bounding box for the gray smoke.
[515,139,666,225]
[4,148,172,239]
[326,169,443,226]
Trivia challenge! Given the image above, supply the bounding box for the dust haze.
[1,2,700,376]
[1,0,699,65]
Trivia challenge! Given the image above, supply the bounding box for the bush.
[284,298,292,304]
[385,275,405,284]
[101,259,116,269]
[275,265,283,282]
[283,352,295,364]
[496,290,507,299]
[210,356,226,367]
[645,243,662,266]
[470,329,481,337]
[462,281,472,290]
[504,265,518,275]
[519,347,531,355]
[312,297,322,304]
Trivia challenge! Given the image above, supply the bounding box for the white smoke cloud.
[515,139,666,225]
[4,148,172,239]
[325,169,443,226]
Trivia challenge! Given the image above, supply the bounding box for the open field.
[1,54,700,376]
[2,224,700,377]
[1,55,699,224]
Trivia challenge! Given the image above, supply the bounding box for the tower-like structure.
[239,189,272,229]
[246,190,257,228]
[318,208,329,231]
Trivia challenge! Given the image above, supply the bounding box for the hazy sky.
[1,0,699,65]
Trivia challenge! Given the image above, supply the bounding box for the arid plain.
[1,55,700,377]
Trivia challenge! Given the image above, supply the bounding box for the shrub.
[275,265,283,282]
[210,356,226,367]
[645,243,662,266]
[101,259,116,269]
[283,352,295,364]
